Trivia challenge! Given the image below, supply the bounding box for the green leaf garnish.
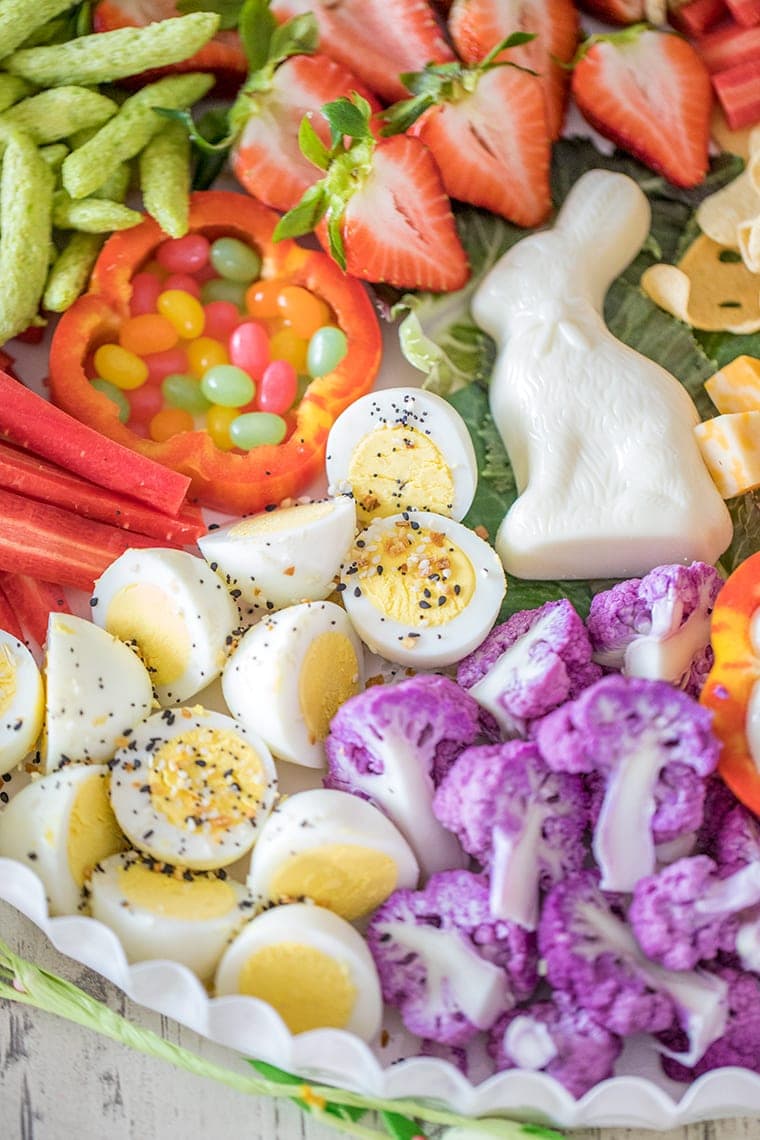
[238,0,276,70]
[273,182,328,240]
[324,93,374,144]
[299,115,331,171]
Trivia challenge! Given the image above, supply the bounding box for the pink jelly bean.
[128,383,164,424]
[204,300,240,341]
[164,273,201,298]
[144,346,189,386]
[229,320,270,379]
[130,272,162,316]
[258,358,298,414]
[155,234,210,274]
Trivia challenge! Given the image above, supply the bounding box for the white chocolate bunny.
[472,169,733,580]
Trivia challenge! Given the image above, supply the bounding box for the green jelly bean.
[201,364,254,408]
[162,373,210,414]
[209,237,261,284]
[91,377,130,423]
[200,277,248,309]
[230,412,287,450]
[307,325,348,378]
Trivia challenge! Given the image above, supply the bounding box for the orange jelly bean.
[149,406,195,441]
[245,278,281,319]
[119,313,179,356]
[276,285,331,339]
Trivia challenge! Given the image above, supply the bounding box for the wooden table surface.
[1,901,759,1140]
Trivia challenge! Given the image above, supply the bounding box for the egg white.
[222,600,365,769]
[199,496,356,617]
[41,612,154,773]
[325,387,478,526]
[90,548,239,705]
[215,902,382,1041]
[0,630,44,775]
[340,510,506,668]
[247,788,419,920]
[109,706,277,870]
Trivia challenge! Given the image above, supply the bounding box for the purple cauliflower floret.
[488,993,623,1098]
[324,674,497,877]
[432,740,589,930]
[695,777,741,860]
[535,675,720,891]
[367,870,538,1045]
[456,599,602,737]
[659,966,760,1081]
[539,870,729,1066]
[715,802,760,871]
[586,562,723,698]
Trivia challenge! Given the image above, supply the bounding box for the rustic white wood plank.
[2,901,760,1140]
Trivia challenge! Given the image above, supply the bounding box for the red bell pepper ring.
[49,191,383,516]
[701,550,760,814]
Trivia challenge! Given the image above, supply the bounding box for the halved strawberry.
[448,0,579,139]
[92,0,247,88]
[276,95,469,292]
[270,0,455,103]
[571,28,713,188]
[384,38,551,227]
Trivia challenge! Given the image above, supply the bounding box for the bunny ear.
[554,170,652,308]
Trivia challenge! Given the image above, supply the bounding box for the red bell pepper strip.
[0,581,24,642]
[712,59,760,128]
[49,191,382,516]
[701,550,760,813]
[0,573,71,648]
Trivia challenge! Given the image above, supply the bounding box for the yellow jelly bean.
[93,342,148,390]
[187,335,228,378]
[269,326,308,374]
[157,288,205,339]
[206,404,238,451]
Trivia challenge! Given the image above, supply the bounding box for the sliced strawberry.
[93,0,247,88]
[712,59,760,126]
[448,0,579,139]
[276,95,469,292]
[669,0,728,36]
[270,0,454,103]
[577,0,646,24]
[572,29,713,188]
[698,19,760,71]
[232,55,379,214]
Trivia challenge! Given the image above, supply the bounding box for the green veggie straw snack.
[0,0,80,59]
[0,130,53,343]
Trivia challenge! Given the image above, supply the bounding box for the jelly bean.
[128,383,163,424]
[210,237,262,283]
[164,272,201,299]
[276,284,331,339]
[201,363,254,407]
[91,378,130,423]
[307,325,347,377]
[187,336,228,378]
[157,289,205,339]
[230,411,287,450]
[206,404,238,451]
[269,326,308,374]
[149,406,195,441]
[119,313,178,356]
[130,271,162,317]
[245,278,281,319]
[200,277,248,308]
[257,359,297,415]
[196,263,218,284]
[203,300,240,342]
[155,234,210,274]
[162,373,211,414]
[93,343,148,390]
[229,320,270,379]
[144,346,189,386]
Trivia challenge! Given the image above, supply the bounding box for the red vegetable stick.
[0,441,206,545]
[0,370,191,517]
[725,0,760,25]
[0,573,71,648]
[0,581,24,641]
[698,20,760,72]
[670,0,728,35]
[0,487,164,592]
[712,59,760,126]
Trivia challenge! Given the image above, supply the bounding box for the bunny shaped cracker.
[472,169,733,580]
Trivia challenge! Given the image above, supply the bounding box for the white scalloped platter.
[1,143,759,1133]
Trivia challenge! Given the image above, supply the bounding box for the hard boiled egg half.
[215,902,382,1040]
[340,511,506,668]
[326,388,478,527]
[222,601,364,768]
[248,789,419,921]
[89,850,255,982]
[0,763,128,914]
[90,548,238,705]
[109,707,277,870]
[0,630,44,775]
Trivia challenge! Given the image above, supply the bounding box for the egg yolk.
[228,499,335,537]
[348,424,455,525]
[237,943,356,1033]
[0,643,17,716]
[149,725,268,831]
[347,519,476,627]
[105,583,191,684]
[269,844,398,921]
[118,861,237,919]
[67,773,128,887]
[299,632,361,746]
